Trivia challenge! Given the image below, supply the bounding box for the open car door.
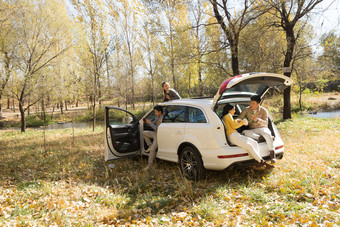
[212,72,293,109]
[104,106,140,161]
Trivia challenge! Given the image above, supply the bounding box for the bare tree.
[187,0,211,96]
[209,0,266,76]
[9,1,71,132]
[0,1,16,118]
[264,0,324,119]
[73,0,114,131]
[141,22,160,106]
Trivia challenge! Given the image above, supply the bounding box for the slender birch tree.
[9,0,72,132]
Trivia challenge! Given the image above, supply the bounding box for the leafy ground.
[0,115,339,226]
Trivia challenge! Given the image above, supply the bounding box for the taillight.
[218,153,249,159]
[275,145,284,150]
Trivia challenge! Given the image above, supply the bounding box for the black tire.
[277,153,284,160]
[179,146,206,181]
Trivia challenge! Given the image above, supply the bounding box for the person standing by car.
[223,104,273,168]
[162,82,181,102]
[238,95,276,163]
[143,105,163,170]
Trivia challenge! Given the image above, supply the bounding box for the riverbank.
[0,116,339,225]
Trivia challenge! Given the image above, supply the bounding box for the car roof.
[160,98,213,108]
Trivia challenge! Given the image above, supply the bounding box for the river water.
[305,111,340,118]
[44,121,105,130]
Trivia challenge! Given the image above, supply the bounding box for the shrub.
[26,115,53,127]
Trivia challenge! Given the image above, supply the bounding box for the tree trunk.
[93,93,96,132]
[129,54,135,109]
[299,81,302,110]
[65,100,68,111]
[98,79,102,108]
[188,70,191,97]
[60,101,63,114]
[7,98,10,109]
[283,87,292,119]
[105,51,110,90]
[27,97,30,116]
[0,52,12,118]
[198,58,203,96]
[283,26,295,120]
[125,93,128,110]
[19,102,26,132]
[169,21,176,90]
[230,42,240,76]
[0,97,2,119]
[41,99,45,118]
[51,106,55,119]
[89,95,92,110]
[151,75,155,107]
[92,73,97,132]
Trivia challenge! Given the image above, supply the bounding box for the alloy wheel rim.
[181,150,198,179]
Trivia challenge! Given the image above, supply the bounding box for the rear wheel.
[179,146,206,181]
[276,153,284,159]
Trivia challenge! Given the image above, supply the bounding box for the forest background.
[0,1,339,226]
[0,0,339,132]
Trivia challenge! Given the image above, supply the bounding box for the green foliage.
[319,32,340,78]
[303,88,312,94]
[26,115,53,127]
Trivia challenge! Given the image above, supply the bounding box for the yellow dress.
[222,113,244,136]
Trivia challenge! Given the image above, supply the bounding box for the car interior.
[215,102,275,146]
[107,109,140,153]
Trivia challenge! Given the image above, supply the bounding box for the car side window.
[163,105,187,123]
[188,107,207,123]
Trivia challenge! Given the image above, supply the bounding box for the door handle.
[176,130,182,135]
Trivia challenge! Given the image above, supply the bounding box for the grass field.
[0,115,339,226]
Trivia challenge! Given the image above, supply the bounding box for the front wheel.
[179,146,206,181]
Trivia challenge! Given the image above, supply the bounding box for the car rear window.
[163,105,186,123]
[188,107,207,123]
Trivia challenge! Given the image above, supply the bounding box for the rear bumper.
[202,143,284,170]
[225,151,284,170]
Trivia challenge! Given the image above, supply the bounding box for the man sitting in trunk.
[238,95,276,164]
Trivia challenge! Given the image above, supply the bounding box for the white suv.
[104,73,293,180]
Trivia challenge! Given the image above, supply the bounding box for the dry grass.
[0,116,339,226]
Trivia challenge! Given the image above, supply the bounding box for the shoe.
[258,136,265,142]
[264,162,275,169]
[255,160,274,170]
[269,150,277,164]
[255,162,265,168]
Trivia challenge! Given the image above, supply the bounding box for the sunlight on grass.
[0,116,339,225]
